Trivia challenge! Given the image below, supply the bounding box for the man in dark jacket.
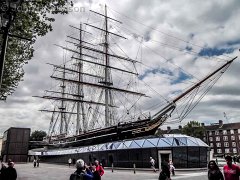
[6,161,17,180]
[69,159,93,180]
[159,160,171,180]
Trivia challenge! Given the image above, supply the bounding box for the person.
[69,159,93,180]
[68,158,72,167]
[90,164,101,180]
[0,160,7,179]
[33,159,37,168]
[233,156,236,164]
[37,158,40,167]
[5,161,17,180]
[94,160,104,179]
[150,157,156,172]
[223,155,240,180]
[159,159,171,180]
[169,160,175,176]
[208,160,224,180]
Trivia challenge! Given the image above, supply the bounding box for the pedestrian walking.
[159,160,171,180]
[223,155,240,180]
[95,160,104,179]
[68,158,72,167]
[208,160,224,180]
[0,160,7,179]
[69,159,93,180]
[169,160,175,176]
[150,157,157,172]
[33,159,37,168]
[37,158,40,167]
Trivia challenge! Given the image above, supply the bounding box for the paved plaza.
[13,163,209,180]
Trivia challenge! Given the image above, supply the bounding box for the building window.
[217,149,222,153]
[216,136,220,141]
[215,131,219,135]
[232,142,236,147]
[225,148,230,153]
[231,136,235,141]
[217,143,221,147]
[223,136,228,141]
[230,130,234,134]
[209,137,213,142]
[233,148,237,153]
[209,131,212,136]
[224,142,229,147]
[238,129,240,134]
[210,143,213,147]
[223,130,227,135]
[239,135,240,140]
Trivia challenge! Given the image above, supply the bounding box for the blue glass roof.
[29,134,209,156]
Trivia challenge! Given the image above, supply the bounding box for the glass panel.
[123,140,132,148]
[142,139,155,148]
[129,140,141,148]
[165,137,174,146]
[98,144,105,150]
[188,137,198,144]
[196,139,208,147]
[157,139,172,147]
[107,143,115,150]
[116,142,124,149]
[188,147,200,168]
[113,142,121,149]
[172,147,187,168]
[134,139,145,147]
[173,138,183,146]
[147,138,159,146]
[187,138,198,146]
[200,148,207,168]
[178,137,187,146]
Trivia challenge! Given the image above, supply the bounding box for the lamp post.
[0,0,22,89]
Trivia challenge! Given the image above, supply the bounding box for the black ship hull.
[48,116,168,148]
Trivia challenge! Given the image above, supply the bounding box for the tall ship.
[35,6,237,148]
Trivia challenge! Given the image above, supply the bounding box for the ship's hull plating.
[48,116,167,148]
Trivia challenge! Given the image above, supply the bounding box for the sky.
[0,0,240,136]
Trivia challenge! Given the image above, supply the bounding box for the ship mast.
[76,23,86,135]
[104,4,110,127]
[59,65,66,134]
[35,7,147,138]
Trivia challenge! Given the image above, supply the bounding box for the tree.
[30,130,47,141]
[0,0,72,100]
[181,121,205,139]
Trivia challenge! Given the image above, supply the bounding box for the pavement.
[13,163,209,180]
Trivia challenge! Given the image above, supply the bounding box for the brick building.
[203,120,240,156]
[160,120,240,156]
[1,127,30,162]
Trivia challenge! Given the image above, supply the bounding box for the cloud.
[0,0,239,135]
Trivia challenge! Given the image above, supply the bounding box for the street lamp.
[0,0,23,90]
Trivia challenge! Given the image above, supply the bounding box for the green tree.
[0,0,72,100]
[181,121,205,139]
[30,130,47,141]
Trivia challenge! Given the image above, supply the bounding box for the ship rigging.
[35,5,238,147]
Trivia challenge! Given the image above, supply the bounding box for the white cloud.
[0,0,240,135]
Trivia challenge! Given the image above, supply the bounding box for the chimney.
[219,120,223,127]
[178,125,182,129]
[201,123,205,127]
[167,126,171,132]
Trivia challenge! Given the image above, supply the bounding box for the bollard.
[133,163,136,174]
[111,163,114,173]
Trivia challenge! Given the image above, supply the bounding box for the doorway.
[158,150,172,170]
